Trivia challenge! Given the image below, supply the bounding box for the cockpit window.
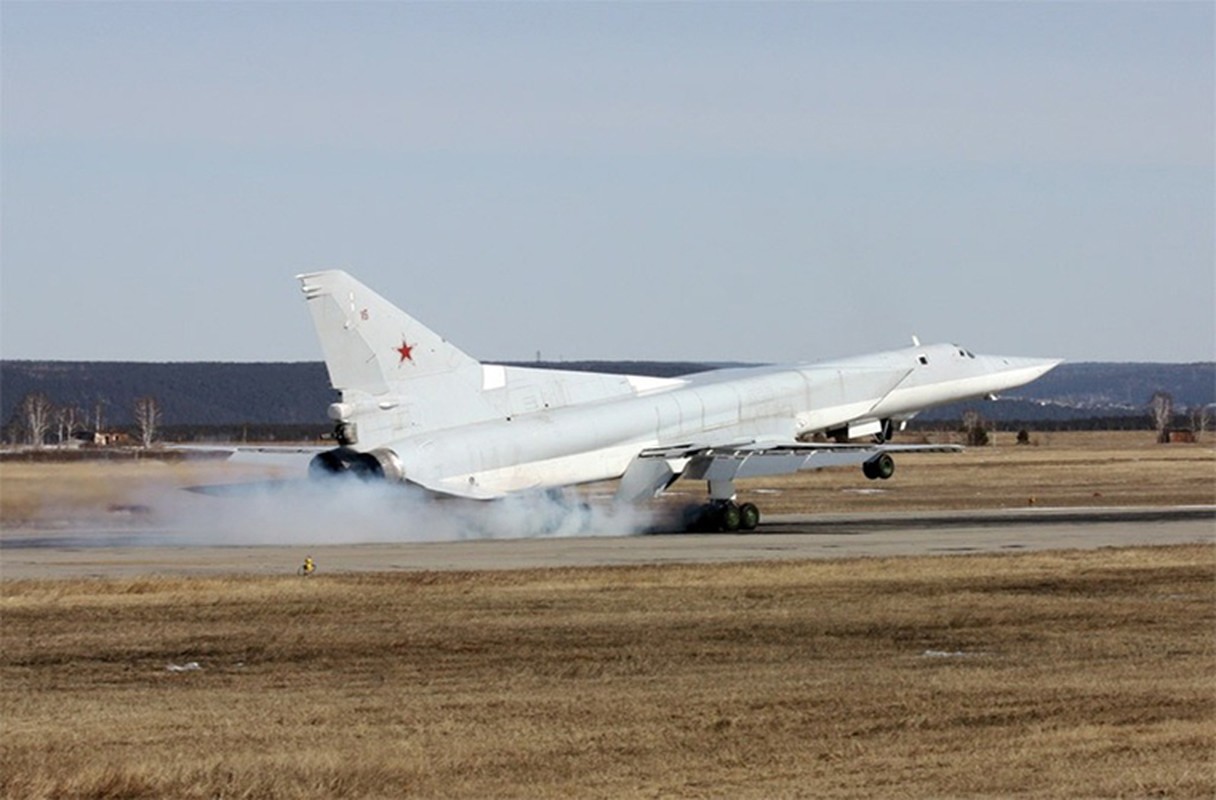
[953,344,977,359]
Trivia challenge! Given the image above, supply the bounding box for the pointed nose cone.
[1007,356,1063,381]
[984,355,1062,393]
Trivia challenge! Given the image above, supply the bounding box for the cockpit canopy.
[952,344,977,359]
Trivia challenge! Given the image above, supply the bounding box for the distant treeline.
[1,362,336,428]
[157,423,331,443]
[2,359,1212,434]
[907,415,1190,433]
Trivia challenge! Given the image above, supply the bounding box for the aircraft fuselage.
[383,342,1056,497]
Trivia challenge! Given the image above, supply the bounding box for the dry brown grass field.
[1,433,1214,798]
[2,545,1213,798]
[1,431,1213,525]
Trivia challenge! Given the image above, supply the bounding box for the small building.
[75,430,133,447]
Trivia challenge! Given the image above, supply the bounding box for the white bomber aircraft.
[298,270,1059,531]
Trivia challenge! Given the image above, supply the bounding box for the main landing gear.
[683,500,761,533]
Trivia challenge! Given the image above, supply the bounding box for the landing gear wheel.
[682,502,751,532]
[738,502,760,531]
[863,453,896,480]
[719,502,742,532]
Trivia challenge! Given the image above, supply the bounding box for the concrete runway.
[1,506,1212,580]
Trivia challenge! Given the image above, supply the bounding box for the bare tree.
[1191,404,1212,441]
[93,397,107,434]
[56,404,83,446]
[19,392,55,448]
[133,395,161,448]
[1149,391,1173,444]
[961,410,990,447]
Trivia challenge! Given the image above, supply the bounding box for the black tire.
[738,503,760,531]
[864,453,896,480]
[720,503,742,532]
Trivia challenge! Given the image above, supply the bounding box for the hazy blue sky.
[3,1,1212,364]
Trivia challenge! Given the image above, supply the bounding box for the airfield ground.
[1,432,1214,798]
[2,546,1213,799]
[1,432,1212,526]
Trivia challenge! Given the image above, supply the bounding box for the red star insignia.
[395,340,414,363]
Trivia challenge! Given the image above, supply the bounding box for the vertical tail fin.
[297,270,481,396]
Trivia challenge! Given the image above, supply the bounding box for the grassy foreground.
[2,545,1213,798]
